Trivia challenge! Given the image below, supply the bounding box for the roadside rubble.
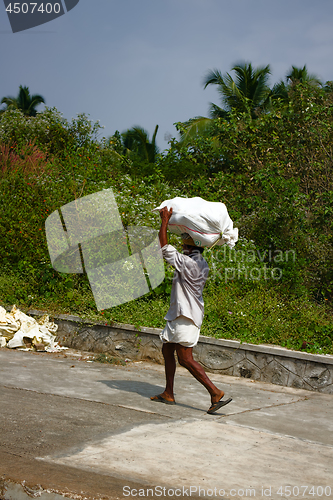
[0,305,67,352]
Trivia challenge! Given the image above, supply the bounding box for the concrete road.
[0,348,332,500]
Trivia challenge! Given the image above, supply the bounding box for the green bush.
[0,100,332,355]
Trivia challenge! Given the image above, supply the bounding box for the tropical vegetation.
[0,85,45,116]
[0,70,332,355]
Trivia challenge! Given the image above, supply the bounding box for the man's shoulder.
[162,244,198,267]
[162,245,209,271]
[161,244,178,256]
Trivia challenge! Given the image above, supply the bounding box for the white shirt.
[161,244,209,328]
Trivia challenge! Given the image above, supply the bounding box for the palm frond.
[286,65,322,87]
[1,85,45,116]
[208,103,229,120]
[178,116,213,145]
[203,69,224,89]
[121,125,159,162]
[204,62,271,118]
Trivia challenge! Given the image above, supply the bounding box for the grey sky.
[1,0,333,150]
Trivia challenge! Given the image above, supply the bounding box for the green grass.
[203,282,333,354]
[1,267,332,356]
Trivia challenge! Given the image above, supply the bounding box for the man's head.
[181,233,204,255]
[182,243,204,255]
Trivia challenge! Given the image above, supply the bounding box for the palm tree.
[267,65,322,109]
[121,125,159,163]
[203,62,272,119]
[286,65,322,87]
[178,62,271,143]
[1,85,45,116]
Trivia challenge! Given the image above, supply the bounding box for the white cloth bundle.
[154,197,238,248]
[0,305,60,350]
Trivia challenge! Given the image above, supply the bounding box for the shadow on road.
[99,379,206,412]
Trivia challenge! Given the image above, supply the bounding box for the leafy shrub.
[0,96,332,354]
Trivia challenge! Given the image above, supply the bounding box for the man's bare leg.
[151,342,176,403]
[176,345,224,405]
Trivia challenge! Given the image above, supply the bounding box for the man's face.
[182,244,200,255]
[182,244,191,255]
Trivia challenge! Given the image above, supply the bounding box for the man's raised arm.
[159,206,173,248]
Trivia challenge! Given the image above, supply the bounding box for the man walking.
[151,206,232,414]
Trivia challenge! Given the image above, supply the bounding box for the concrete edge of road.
[23,308,333,395]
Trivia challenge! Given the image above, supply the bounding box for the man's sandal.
[207,397,232,414]
[151,394,176,405]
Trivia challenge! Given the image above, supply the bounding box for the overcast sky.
[1,0,333,150]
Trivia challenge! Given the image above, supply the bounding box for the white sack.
[154,197,238,248]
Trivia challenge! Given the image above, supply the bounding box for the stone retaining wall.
[29,310,333,394]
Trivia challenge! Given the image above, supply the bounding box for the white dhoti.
[160,315,200,348]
